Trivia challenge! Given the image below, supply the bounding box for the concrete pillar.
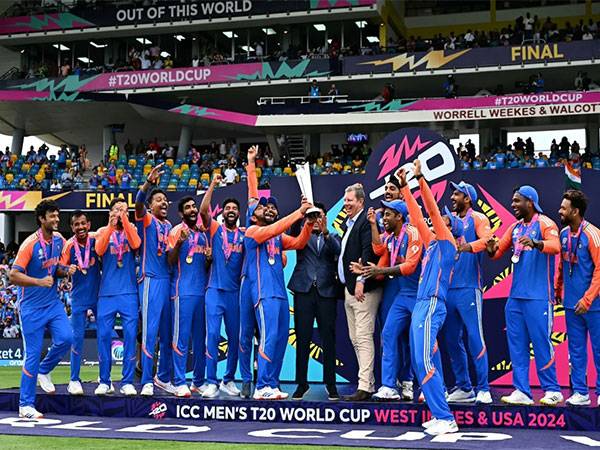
[178,125,193,157]
[309,134,320,159]
[102,125,114,161]
[0,213,15,246]
[10,128,24,155]
[585,117,600,154]
[266,134,280,163]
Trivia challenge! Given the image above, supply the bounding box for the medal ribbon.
[187,227,200,261]
[567,220,586,276]
[221,225,238,261]
[389,224,407,267]
[37,229,54,275]
[73,236,91,270]
[267,238,277,261]
[513,214,539,260]
[110,230,125,264]
[155,220,169,255]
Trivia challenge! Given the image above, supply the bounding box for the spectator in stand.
[121,169,132,190]
[533,73,545,93]
[192,55,200,67]
[309,79,320,98]
[50,179,62,192]
[571,140,581,154]
[224,163,238,185]
[328,84,339,97]
[559,137,571,159]
[136,139,146,155]
[525,138,535,157]
[60,60,71,77]
[3,317,19,338]
[444,75,458,98]
[466,139,476,161]
[164,55,174,69]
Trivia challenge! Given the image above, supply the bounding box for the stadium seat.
[283,167,293,176]
[165,158,174,167]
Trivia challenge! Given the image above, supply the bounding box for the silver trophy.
[295,162,320,218]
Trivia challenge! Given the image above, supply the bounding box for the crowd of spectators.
[459,135,597,170]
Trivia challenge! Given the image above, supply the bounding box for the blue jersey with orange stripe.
[450,210,492,289]
[60,235,100,308]
[135,212,171,280]
[95,225,140,297]
[494,214,560,302]
[401,178,457,302]
[556,222,600,311]
[244,210,312,304]
[373,225,422,296]
[168,224,210,298]
[13,231,65,309]
[207,220,244,292]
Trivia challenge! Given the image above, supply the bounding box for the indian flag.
[565,161,582,189]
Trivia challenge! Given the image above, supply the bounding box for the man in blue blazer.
[288,202,341,401]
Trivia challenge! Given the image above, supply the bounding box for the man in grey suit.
[288,202,341,401]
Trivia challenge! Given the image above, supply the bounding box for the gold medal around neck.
[81,269,87,275]
[186,255,193,264]
[511,254,520,264]
[268,257,275,265]
[117,260,124,268]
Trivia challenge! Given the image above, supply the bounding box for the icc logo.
[111,340,124,362]
[149,401,167,420]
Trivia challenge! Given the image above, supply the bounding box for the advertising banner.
[344,40,600,74]
[0,0,376,35]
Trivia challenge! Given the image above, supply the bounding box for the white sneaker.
[201,383,219,398]
[401,381,414,401]
[37,373,55,394]
[174,385,192,398]
[119,384,137,396]
[67,380,84,396]
[19,406,43,419]
[140,383,154,396]
[476,390,493,404]
[154,377,177,394]
[422,418,437,429]
[373,386,401,401]
[219,380,241,396]
[424,419,459,436]
[94,383,114,396]
[253,387,279,400]
[501,389,533,405]
[540,391,564,406]
[447,388,476,403]
[566,392,591,406]
[190,382,210,395]
[273,387,289,400]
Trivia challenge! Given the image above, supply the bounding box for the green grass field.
[0,367,386,450]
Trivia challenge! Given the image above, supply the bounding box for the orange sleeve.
[13,240,34,272]
[209,219,219,238]
[419,177,454,246]
[491,222,516,260]
[60,239,74,266]
[123,214,141,250]
[540,217,560,255]
[245,209,303,244]
[247,162,258,200]
[282,251,288,267]
[399,226,423,276]
[554,246,564,300]
[281,220,312,250]
[470,213,493,253]
[581,228,600,308]
[135,211,152,227]
[167,226,182,250]
[373,241,387,256]
[400,184,434,246]
[94,226,112,256]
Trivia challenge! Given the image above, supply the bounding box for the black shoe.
[292,384,310,400]
[343,389,372,402]
[241,382,252,399]
[326,385,340,401]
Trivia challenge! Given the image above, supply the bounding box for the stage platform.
[0,383,598,432]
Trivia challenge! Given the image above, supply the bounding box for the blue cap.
[247,200,261,218]
[443,206,465,238]
[450,181,478,204]
[380,200,408,220]
[516,185,543,213]
[258,196,279,210]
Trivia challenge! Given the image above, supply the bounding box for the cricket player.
[486,185,562,406]
[399,161,463,436]
[94,198,141,396]
[10,200,74,418]
[245,197,314,400]
[60,210,100,395]
[135,164,174,396]
[168,196,211,397]
[555,190,600,406]
[199,174,245,398]
[356,200,422,401]
[444,181,493,404]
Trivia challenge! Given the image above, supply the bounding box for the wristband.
[135,189,147,204]
[415,173,424,180]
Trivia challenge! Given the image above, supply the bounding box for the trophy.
[295,162,321,218]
